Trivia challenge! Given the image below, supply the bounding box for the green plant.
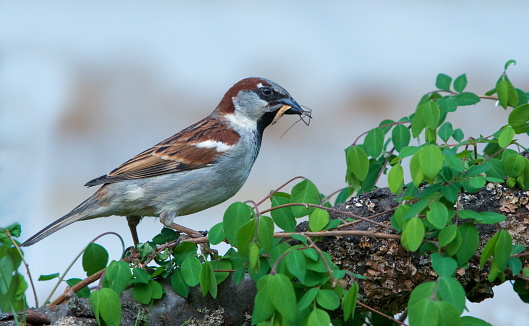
[6,61,529,326]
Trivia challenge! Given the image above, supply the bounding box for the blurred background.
[1,0,529,323]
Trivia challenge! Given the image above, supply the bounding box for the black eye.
[260,87,273,97]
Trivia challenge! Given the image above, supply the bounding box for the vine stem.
[8,232,39,308]
[357,301,408,326]
[304,234,337,287]
[260,203,393,229]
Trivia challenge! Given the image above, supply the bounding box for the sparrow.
[21,77,309,247]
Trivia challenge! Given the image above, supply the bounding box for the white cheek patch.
[225,112,258,131]
[194,140,233,152]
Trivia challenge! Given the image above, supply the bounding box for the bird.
[21,77,310,247]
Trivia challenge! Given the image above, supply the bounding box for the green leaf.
[419,145,443,179]
[208,222,225,245]
[210,259,232,284]
[388,163,404,194]
[65,278,90,298]
[223,202,253,246]
[427,202,449,229]
[412,106,427,138]
[438,122,454,143]
[90,288,122,326]
[508,104,529,130]
[439,224,458,247]
[438,276,466,314]
[102,260,131,295]
[132,283,151,304]
[410,152,425,187]
[442,183,460,203]
[303,248,319,261]
[460,316,493,326]
[494,229,512,271]
[509,257,522,276]
[148,280,163,300]
[290,179,320,217]
[271,196,296,232]
[258,216,274,252]
[364,128,385,157]
[454,74,467,93]
[456,223,479,265]
[401,217,424,251]
[479,211,506,224]
[170,269,189,298]
[437,97,458,113]
[199,261,217,298]
[504,154,525,177]
[172,242,198,265]
[431,253,457,277]
[309,208,329,232]
[342,283,359,321]
[436,73,452,91]
[392,124,411,152]
[422,102,441,129]
[498,126,515,148]
[236,219,257,257]
[456,92,480,106]
[82,243,109,277]
[181,256,202,286]
[458,209,483,222]
[38,273,60,281]
[446,229,463,257]
[316,289,340,310]
[346,146,369,181]
[287,249,307,283]
[480,232,500,268]
[252,275,274,324]
[444,153,464,173]
[307,308,330,326]
[437,301,462,326]
[409,298,439,326]
[504,59,517,71]
[399,146,420,158]
[269,274,297,322]
[497,80,511,109]
[152,227,179,244]
[453,128,464,142]
[298,287,318,310]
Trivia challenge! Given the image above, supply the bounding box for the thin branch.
[255,176,307,206]
[8,232,39,308]
[305,234,336,287]
[49,269,106,308]
[357,301,409,326]
[261,203,393,230]
[351,121,408,147]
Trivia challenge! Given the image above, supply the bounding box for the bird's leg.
[126,216,142,245]
[159,211,204,238]
[159,211,216,255]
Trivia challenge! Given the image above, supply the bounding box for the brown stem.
[357,301,409,326]
[49,269,106,307]
[261,203,393,230]
[8,232,39,308]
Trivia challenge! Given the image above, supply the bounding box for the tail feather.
[21,196,98,247]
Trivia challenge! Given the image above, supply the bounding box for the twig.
[8,232,39,307]
[261,203,393,230]
[357,301,408,326]
[304,234,336,287]
[49,269,106,307]
[255,176,307,206]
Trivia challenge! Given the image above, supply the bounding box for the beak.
[275,97,303,115]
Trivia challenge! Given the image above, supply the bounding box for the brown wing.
[85,117,240,186]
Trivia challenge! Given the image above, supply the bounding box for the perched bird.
[21,77,309,247]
